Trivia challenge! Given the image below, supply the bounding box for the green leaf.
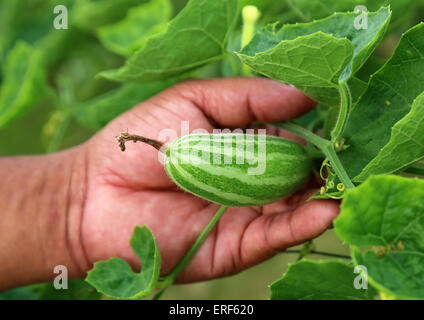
[339,23,424,179]
[355,91,424,181]
[354,54,387,83]
[86,225,161,299]
[270,260,377,300]
[73,80,174,131]
[0,41,48,129]
[334,175,424,299]
[100,0,240,82]
[72,0,147,30]
[238,7,391,105]
[97,0,173,57]
[241,30,354,87]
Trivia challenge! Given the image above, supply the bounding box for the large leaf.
[335,175,424,299]
[97,0,173,57]
[0,41,48,129]
[270,260,377,300]
[86,226,161,299]
[241,30,354,88]
[355,91,424,181]
[238,7,391,105]
[73,80,174,131]
[339,23,424,180]
[100,0,240,82]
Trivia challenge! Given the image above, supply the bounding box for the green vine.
[331,80,352,145]
[153,205,228,299]
[273,121,355,190]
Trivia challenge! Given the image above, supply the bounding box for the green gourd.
[118,132,311,206]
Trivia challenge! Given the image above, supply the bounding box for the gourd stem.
[331,80,352,144]
[116,131,165,153]
[273,121,355,189]
[323,145,355,189]
[153,205,228,300]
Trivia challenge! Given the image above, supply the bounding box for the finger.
[173,77,316,127]
[238,199,340,269]
[246,123,306,145]
[261,184,320,216]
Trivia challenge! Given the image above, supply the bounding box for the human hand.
[73,77,339,283]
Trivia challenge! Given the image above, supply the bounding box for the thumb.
[172,77,316,127]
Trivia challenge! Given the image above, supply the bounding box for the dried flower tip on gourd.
[116,131,164,152]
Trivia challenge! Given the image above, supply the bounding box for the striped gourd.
[118,132,311,206]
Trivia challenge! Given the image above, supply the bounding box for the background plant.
[1,0,424,300]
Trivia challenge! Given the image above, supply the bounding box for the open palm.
[79,77,339,283]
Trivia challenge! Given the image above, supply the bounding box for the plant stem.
[273,121,355,189]
[283,249,351,260]
[225,51,242,76]
[276,121,328,148]
[153,205,228,300]
[323,143,355,189]
[46,111,71,153]
[45,77,75,153]
[296,240,315,261]
[331,80,352,144]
